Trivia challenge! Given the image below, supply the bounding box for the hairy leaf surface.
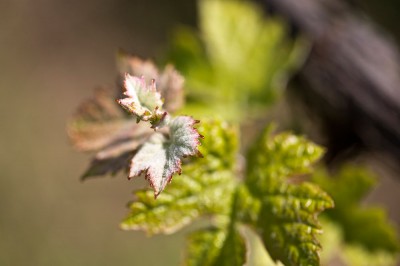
[121,120,238,233]
[117,52,184,112]
[128,116,202,197]
[118,75,163,122]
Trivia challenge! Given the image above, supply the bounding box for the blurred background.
[0,0,399,265]
[0,0,197,265]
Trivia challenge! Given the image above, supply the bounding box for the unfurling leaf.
[117,51,185,112]
[117,74,165,124]
[244,127,333,266]
[128,116,202,197]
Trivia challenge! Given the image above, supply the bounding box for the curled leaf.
[117,74,164,122]
[117,52,185,112]
[128,116,202,197]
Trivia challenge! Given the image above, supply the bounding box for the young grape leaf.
[117,74,164,123]
[121,169,235,234]
[128,116,202,197]
[246,126,324,193]
[68,56,197,190]
[312,166,400,253]
[256,181,333,266]
[185,226,246,266]
[245,128,333,266]
[121,120,239,233]
[117,51,185,112]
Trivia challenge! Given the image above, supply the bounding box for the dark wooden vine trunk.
[257,0,400,164]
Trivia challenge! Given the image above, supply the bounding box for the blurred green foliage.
[167,0,307,121]
[313,166,400,265]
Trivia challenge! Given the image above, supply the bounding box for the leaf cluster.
[68,56,203,197]
[120,121,333,266]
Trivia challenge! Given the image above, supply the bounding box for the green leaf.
[244,127,333,266]
[246,126,324,194]
[185,226,246,266]
[312,166,400,253]
[121,120,238,233]
[256,181,333,266]
[127,116,203,197]
[167,0,308,121]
